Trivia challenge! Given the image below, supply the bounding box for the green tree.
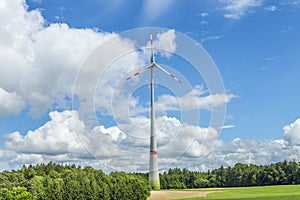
[29,176,45,200]
[12,186,35,200]
[0,188,13,200]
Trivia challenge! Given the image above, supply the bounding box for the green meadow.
[181,185,300,200]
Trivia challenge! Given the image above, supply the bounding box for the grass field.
[180,185,300,200]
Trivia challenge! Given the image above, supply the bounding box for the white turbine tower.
[126,30,182,190]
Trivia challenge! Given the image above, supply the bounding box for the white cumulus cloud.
[5,110,86,155]
[0,0,132,118]
[155,29,176,58]
[283,119,300,145]
[219,0,263,19]
[157,85,236,111]
[0,87,25,116]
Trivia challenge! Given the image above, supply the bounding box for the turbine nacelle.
[126,63,182,84]
[126,30,182,84]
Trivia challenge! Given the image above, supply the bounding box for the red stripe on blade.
[126,77,131,80]
[170,74,175,78]
[150,30,153,45]
[150,150,157,155]
[134,72,140,76]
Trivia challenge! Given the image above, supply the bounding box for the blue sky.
[0,0,300,172]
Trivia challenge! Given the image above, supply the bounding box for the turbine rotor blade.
[126,65,153,80]
[150,29,153,46]
[150,29,155,63]
[155,64,183,84]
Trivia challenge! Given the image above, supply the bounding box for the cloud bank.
[2,110,300,172]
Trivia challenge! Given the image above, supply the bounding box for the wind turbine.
[126,30,182,190]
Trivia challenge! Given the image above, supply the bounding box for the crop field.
[180,185,300,200]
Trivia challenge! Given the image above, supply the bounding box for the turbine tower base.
[149,173,160,190]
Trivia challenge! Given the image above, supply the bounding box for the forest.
[0,162,150,200]
[1,160,300,199]
[160,160,300,189]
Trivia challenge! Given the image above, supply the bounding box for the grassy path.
[148,190,220,200]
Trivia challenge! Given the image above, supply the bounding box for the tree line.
[1,160,300,199]
[0,162,150,200]
[160,160,300,189]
